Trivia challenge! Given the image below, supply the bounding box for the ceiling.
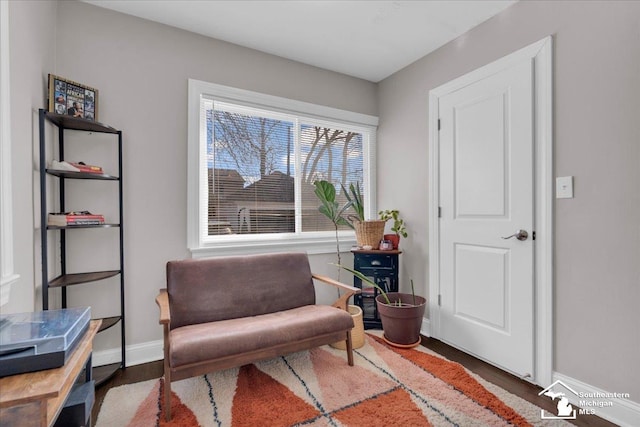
[82,0,517,82]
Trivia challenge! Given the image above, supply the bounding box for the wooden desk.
[0,320,100,427]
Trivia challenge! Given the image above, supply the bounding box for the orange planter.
[384,234,400,249]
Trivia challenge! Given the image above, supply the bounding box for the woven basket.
[330,305,365,350]
[354,220,387,249]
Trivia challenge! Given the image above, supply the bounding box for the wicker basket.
[354,220,387,249]
[330,305,365,350]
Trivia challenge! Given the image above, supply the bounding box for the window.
[188,80,378,257]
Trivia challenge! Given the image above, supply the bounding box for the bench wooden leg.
[164,372,172,421]
[163,369,172,421]
[346,330,354,366]
[163,325,172,421]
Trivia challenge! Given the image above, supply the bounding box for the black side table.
[351,249,401,329]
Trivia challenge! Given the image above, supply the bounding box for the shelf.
[97,316,121,333]
[40,108,126,374]
[49,271,121,288]
[44,112,119,134]
[351,249,402,255]
[46,169,119,180]
[93,363,122,387]
[47,223,120,230]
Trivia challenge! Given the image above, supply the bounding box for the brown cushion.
[167,252,316,329]
[169,305,353,368]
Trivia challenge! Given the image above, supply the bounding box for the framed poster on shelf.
[47,74,98,121]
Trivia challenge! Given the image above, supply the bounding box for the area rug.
[96,333,568,426]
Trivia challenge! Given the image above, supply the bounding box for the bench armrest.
[312,274,361,311]
[156,288,171,325]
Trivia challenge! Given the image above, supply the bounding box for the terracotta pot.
[376,292,426,347]
[384,234,400,249]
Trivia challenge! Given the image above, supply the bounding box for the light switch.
[556,176,573,199]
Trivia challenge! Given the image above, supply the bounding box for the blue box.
[0,307,90,377]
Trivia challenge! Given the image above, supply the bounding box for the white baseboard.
[420,317,431,337]
[93,339,163,367]
[553,372,640,427]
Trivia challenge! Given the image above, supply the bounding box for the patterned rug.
[96,333,568,426]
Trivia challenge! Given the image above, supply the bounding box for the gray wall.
[4,0,56,314]
[378,0,639,398]
[51,1,375,349]
[6,0,374,351]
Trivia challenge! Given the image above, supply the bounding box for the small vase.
[384,234,400,249]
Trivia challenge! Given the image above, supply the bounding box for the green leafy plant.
[314,181,353,279]
[378,209,408,238]
[342,182,365,222]
[314,180,353,230]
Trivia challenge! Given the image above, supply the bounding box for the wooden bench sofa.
[156,252,360,421]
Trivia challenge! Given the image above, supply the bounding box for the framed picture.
[47,74,99,121]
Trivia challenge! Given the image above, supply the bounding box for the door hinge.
[438,294,441,306]
[438,207,442,218]
[437,119,441,131]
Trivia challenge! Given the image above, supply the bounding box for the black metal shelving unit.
[39,109,125,386]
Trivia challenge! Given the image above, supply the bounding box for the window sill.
[189,235,357,259]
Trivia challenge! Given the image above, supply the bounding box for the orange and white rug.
[96,334,568,426]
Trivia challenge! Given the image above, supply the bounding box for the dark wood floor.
[92,337,618,426]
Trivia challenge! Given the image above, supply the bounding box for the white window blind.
[205,100,364,236]
[188,79,378,255]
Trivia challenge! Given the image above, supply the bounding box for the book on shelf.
[49,160,103,174]
[68,162,103,174]
[48,211,105,226]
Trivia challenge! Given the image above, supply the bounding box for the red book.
[48,212,105,226]
[68,162,103,174]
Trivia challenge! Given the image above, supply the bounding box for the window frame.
[187,79,378,258]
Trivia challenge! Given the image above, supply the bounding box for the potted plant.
[314,180,365,350]
[343,182,386,249]
[378,209,407,249]
[337,264,426,348]
[314,180,354,272]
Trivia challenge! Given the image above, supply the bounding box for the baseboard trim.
[552,372,640,427]
[93,339,163,368]
[420,317,431,337]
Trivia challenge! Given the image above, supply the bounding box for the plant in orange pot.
[379,209,407,249]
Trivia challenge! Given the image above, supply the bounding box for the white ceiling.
[83,0,516,82]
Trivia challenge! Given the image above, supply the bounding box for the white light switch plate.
[556,176,573,198]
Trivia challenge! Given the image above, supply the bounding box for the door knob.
[502,229,528,241]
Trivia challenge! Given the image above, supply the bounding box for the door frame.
[428,36,553,386]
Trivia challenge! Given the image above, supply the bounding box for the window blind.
[205,100,364,236]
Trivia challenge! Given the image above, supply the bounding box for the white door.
[437,59,534,377]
